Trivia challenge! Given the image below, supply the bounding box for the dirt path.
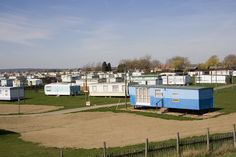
[0,103,125,117]
[0,104,63,115]
[0,111,236,149]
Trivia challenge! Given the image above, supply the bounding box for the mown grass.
[0,89,125,109]
[214,86,236,113]
[82,86,236,120]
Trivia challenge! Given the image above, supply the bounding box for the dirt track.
[0,104,63,115]
[0,111,236,149]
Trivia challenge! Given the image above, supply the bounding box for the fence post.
[176,132,180,157]
[103,141,107,157]
[233,124,236,148]
[206,128,210,152]
[145,138,149,157]
[60,149,64,157]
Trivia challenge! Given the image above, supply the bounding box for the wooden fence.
[59,124,236,157]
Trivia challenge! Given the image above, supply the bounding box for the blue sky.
[0,0,236,68]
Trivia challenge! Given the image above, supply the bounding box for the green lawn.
[0,89,125,109]
[214,87,236,113]
[221,151,236,157]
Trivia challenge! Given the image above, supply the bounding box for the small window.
[45,86,51,92]
[172,99,180,102]
[103,85,108,92]
[0,90,2,94]
[155,89,162,98]
[92,86,97,92]
[112,85,119,92]
[172,93,178,95]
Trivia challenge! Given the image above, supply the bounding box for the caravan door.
[155,88,164,107]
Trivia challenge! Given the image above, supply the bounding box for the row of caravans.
[0,78,43,87]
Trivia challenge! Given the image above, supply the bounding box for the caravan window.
[0,90,1,94]
[172,93,180,102]
[92,86,97,92]
[103,85,108,92]
[136,87,150,103]
[45,86,51,92]
[112,85,119,92]
[155,89,162,98]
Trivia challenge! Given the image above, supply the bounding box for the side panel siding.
[199,88,214,109]
[129,87,136,105]
[128,86,213,110]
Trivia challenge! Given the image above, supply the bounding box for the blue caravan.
[129,85,213,110]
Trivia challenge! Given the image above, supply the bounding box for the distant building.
[0,87,24,101]
[160,75,191,85]
[27,78,43,86]
[44,83,80,96]
[195,75,230,84]
[0,79,13,87]
[129,85,213,111]
[89,82,127,97]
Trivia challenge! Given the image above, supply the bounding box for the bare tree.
[223,54,236,69]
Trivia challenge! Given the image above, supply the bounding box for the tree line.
[81,54,236,72]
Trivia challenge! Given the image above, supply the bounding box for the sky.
[0,0,236,69]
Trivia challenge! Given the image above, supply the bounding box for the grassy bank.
[214,87,236,113]
[0,89,125,109]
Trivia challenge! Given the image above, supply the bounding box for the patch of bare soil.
[0,104,63,115]
[0,111,236,149]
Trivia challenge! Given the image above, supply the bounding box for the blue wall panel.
[129,85,214,110]
[199,98,214,109]
[130,95,136,105]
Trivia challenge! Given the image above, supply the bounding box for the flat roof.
[129,85,213,90]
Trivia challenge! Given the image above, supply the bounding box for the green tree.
[223,54,236,69]
[102,62,107,72]
[117,63,126,72]
[205,55,220,69]
[107,63,112,71]
[166,56,190,71]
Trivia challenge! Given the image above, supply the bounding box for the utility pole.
[125,66,128,109]
[85,72,89,106]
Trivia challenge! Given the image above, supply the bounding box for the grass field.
[0,89,125,109]
[82,86,236,120]
[214,87,236,113]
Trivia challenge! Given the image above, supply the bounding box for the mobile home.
[0,79,13,87]
[131,75,159,85]
[160,75,191,85]
[129,85,213,110]
[44,83,80,96]
[89,82,127,97]
[27,78,43,86]
[195,75,230,84]
[0,87,24,101]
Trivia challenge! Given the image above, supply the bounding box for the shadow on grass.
[0,129,17,136]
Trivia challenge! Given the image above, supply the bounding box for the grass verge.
[0,89,125,109]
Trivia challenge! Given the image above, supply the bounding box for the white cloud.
[0,13,53,45]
